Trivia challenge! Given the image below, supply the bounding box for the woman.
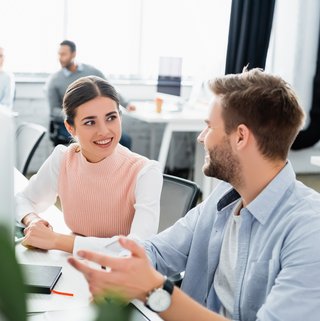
[16,76,162,255]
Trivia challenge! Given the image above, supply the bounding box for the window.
[140,0,231,79]
[0,0,64,73]
[66,0,142,77]
[0,0,231,79]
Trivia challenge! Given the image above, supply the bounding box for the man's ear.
[64,120,75,136]
[235,124,250,150]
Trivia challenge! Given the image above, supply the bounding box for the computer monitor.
[156,56,184,109]
[157,76,181,97]
[0,107,15,242]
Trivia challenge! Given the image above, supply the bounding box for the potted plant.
[0,225,27,321]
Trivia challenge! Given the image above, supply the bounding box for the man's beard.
[203,137,241,185]
[60,60,73,70]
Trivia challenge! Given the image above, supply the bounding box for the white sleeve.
[129,160,163,239]
[73,160,163,256]
[15,145,66,224]
[2,72,15,108]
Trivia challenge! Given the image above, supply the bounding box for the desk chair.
[159,174,200,286]
[16,122,47,176]
[159,174,200,232]
[49,120,71,146]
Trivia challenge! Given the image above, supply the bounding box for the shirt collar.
[216,161,296,224]
[62,63,83,77]
[246,161,296,224]
[217,189,240,211]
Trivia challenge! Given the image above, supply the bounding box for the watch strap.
[163,277,174,295]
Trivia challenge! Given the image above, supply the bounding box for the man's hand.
[68,238,164,302]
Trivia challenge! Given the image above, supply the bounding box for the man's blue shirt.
[145,162,320,321]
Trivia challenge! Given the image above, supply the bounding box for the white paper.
[27,293,89,313]
[27,306,96,321]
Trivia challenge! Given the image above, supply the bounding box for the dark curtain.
[225,0,276,74]
[291,20,320,150]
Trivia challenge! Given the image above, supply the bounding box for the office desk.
[14,170,162,321]
[125,102,218,199]
[311,156,320,167]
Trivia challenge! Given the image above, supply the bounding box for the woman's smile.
[94,137,113,147]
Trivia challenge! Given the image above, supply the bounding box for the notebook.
[20,264,62,294]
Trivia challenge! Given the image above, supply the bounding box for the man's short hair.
[60,40,76,53]
[209,68,305,161]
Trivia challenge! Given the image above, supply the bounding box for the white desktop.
[154,93,185,112]
[0,106,15,240]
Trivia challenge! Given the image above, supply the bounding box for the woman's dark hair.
[63,76,120,126]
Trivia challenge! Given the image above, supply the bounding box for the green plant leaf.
[0,225,27,321]
[94,295,133,321]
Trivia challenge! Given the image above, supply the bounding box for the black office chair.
[159,174,200,232]
[15,122,47,176]
[159,174,200,287]
[49,120,72,146]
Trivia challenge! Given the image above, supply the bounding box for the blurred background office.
[1,0,320,191]
[0,46,15,109]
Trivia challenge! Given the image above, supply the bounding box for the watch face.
[147,288,171,312]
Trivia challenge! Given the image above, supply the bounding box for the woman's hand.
[68,237,164,302]
[22,222,57,250]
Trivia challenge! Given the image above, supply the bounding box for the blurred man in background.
[46,40,134,147]
[0,46,15,109]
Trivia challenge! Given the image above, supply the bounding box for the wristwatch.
[145,276,174,313]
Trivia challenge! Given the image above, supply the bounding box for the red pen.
[51,289,74,297]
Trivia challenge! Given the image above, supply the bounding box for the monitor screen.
[0,107,15,241]
[157,75,181,97]
[157,56,182,97]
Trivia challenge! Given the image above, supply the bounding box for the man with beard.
[47,40,134,147]
[68,68,320,321]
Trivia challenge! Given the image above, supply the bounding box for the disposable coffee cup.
[155,97,164,113]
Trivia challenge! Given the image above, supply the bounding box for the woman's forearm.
[54,233,75,253]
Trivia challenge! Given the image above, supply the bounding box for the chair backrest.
[15,122,47,176]
[159,174,200,232]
